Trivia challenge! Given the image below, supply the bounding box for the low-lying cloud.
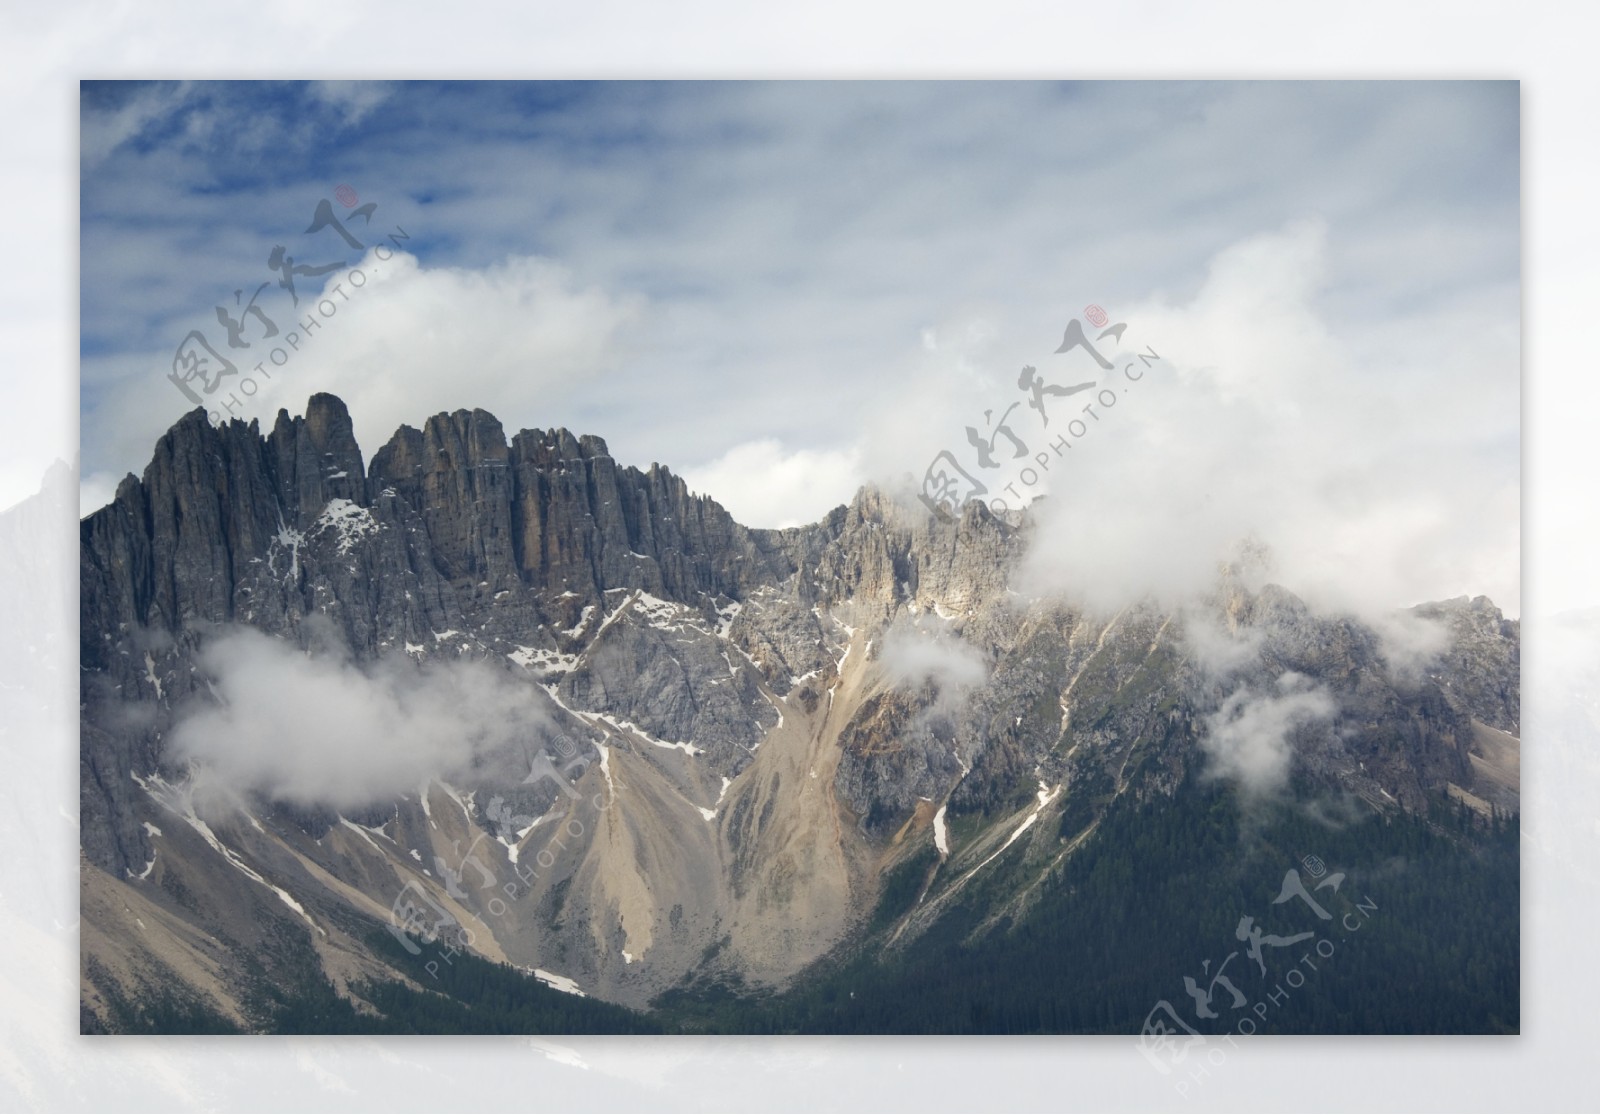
[1369,608,1451,685]
[1178,607,1270,683]
[169,627,555,812]
[1200,671,1337,797]
[878,620,988,717]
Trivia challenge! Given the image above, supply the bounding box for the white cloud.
[878,619,988,719]
[1179,604,1270,681]
[268,251,645,464]
[168,626,555,812]
[1013,221,1519,619]
[1201,672,1337,797]
[1370,608,1451,684]
[79,82,190,168]
[308,80,392,126]
[78,84,1518,615]
[680,439,862,528]
[79,470,120,518]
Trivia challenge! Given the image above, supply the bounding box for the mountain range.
[78,393,1520,1034]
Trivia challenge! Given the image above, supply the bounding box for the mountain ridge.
[78,393,1520,1031]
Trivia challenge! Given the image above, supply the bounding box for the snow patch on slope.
[965,783,1061,879]
[268,523,306,580]
[509,645,578,674]
[143,652,163,699]
[311,498,380,554]
[530,968,586,997]
[338,816,395,854]
[133,771,325,935]
[564,605,596,638]
[588,711,703,757]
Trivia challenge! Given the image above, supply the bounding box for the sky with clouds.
[80,80,1519,614]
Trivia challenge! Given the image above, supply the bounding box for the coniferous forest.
[653,777,1519,1035]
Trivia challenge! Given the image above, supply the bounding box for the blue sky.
[79,80,1520,612]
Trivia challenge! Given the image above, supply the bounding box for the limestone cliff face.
[78,394,1520,1027]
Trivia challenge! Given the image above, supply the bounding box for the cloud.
[79,82,191,168]
[878,619,988,717]
[269,251,645,466]
[308,80,393,126]
[1179,607,1270,682]
[1200,672,1337,797]
[1013,220,1519,619]
[680,439,862,528]
[1369,608,1450,684]
[78,471,120,519]
[168,626,557,812]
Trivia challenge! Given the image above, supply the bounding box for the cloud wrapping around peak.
[1370,608,1451,685]
[1179,608,1271,682]
[1012,220,1518,619]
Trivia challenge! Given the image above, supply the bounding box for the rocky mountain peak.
[77,393,1521,1031]
[1411,594,1520,732]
